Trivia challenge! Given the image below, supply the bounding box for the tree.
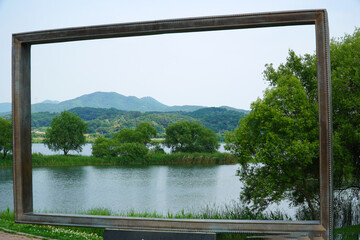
[113,122,156,146]
[330,28,360,188]
[165,121,219,153]
[117,142,149,163]
[0,118,12,159]
[92,122,156,160]
[44,111,88,155]
[226,28,360,221]
[91,136,118,158]
[226,75,319,219]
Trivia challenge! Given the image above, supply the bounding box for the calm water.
[1,144,295,216]
[32,143,228,156]
[1,165,243,214]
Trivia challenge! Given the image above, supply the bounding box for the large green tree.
[165,121,219,153]
[331,28,360,188]
[226,75,319,219]
[44,111,88,155]
[0,118,12,159]
[226,28,360,221]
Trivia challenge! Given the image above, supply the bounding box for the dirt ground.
[0,231,42,240]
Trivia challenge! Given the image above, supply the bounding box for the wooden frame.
[12,9,333,239]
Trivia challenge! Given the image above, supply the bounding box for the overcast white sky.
[0,0,359,110]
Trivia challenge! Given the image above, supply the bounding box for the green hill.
[26,106,246,138]
[182,107,247,133]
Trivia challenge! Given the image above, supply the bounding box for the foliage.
[113,122,156,146]
[183,107,247,134]
[0,118,12,159]
[226,28,360,221]
[147,152,236,165]
[165,121,219,153]
[0,152,235,168]
[44,111,88,155]
[331,28,360,188]
[92,122,156,160]
[25,106,246,140]
[226,75,319,219]
[90,137,118,158]
[116,142,149,163]
[31,111,58,129]
[0,207,356,240]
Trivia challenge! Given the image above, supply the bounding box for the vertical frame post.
[315,11,333,240]
[12,38,33,218]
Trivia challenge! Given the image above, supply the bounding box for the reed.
[0,152,236,168]
[1,206,358,240]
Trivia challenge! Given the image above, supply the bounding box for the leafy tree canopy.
[92,122,156,160]
[44,111,88,155]
[0,118,12,159]
[165,121,219,153]
[226,28,360,220]
[226,75,319,219]
[113,122,157,146]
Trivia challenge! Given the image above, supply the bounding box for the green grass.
[1,206,358,240]
[0,152,236,168]
[0,208,103,240]
[147,152,236,165]
[334,224,360,240]
[0,204,289,240]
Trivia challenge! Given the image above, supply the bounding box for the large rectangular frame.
[12,9,332,239]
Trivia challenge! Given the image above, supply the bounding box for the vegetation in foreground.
[0,204,291,240]
[1,206,359,240]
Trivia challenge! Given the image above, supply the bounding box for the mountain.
[41,100,60,104]
[30,92,170,113]
[219,106,250,114]
[182,107,247,133]
[0,103,11,113]
[1,92,250,114]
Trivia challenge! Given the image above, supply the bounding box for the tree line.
[26,106,246,139]
[40,110,220,158]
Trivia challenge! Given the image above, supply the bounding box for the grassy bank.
[1,206,358,240]
[0,208,103,240]
[0,204,290,240]
[0,152,236,168]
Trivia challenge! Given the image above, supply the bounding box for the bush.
[117,143,149,163]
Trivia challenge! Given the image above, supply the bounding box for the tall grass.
[1,205,359,240]
[0,152,236,168]
[147,152,236,165]
[44,201,291,221]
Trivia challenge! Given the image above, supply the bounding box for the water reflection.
[0,164,298,218]
[0,168,13,210]
[33,165,242,214]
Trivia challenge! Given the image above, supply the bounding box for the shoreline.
[0,152,236,168]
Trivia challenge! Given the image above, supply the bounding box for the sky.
[0,0,359,110]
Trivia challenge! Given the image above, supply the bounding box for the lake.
[1,143,296,217]
[0,164,295,216]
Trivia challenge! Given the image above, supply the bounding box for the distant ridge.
[1,92,249,114]
[41,100,60,104]
[0,103,11,113]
